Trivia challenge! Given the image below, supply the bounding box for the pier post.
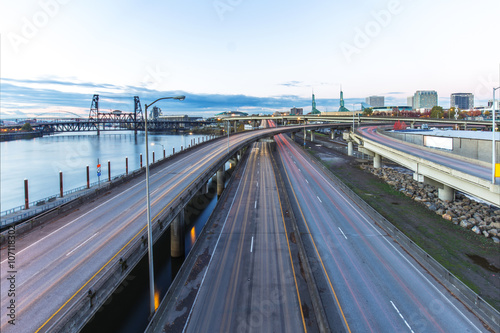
[374,153,381,168]
[173,147,175,155]
[24,179,29,209]
[108,161,111,182]
[217,166,225,197]
[126,157,128,175]
[87,166,90,188]
[140,154,143,168]
[163,149,165,159]
[153,151,155,164]
[171,210,185,258]
[438,185,455,202]
[59,171,63,198]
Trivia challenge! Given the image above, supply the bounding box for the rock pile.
[361,165,500,244]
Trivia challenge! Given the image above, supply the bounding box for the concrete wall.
[384,131,499,164]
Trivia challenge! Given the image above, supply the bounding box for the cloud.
[0,78,318,118]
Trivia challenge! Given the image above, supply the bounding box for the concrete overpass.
[350,125,499,207]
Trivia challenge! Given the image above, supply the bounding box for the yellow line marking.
[279,136,352,333]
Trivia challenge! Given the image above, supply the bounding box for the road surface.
[275,133,488,332]
[0,126,303,333]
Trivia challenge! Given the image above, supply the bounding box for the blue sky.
[1,0,499,118]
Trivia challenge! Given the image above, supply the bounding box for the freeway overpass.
[0,123,339,333]
[1,122,498,332]
[351,125,500,207]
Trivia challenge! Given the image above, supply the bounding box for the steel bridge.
[13,95,211,134]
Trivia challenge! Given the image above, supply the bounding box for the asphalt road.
[0,126,303,333]
[275,133,488,332]
[357,125,492,181]
[180,141,307,332]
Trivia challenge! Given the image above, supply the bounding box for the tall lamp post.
[144,95,185,317]
[493,87,499,184]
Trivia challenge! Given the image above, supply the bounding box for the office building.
[290,107,303,115]
[407,96,414,108]
[450,93,473,110]
[413,90,438,109]
[365,96,384,107]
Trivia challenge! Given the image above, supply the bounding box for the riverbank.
[302,135,500,311]
[0,131,43,142]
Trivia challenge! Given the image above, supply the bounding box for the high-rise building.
[365,96,384,107]
[407,96,414,108]
[290,107,303,115]
[413,90,438,109]
[450,93,473,110]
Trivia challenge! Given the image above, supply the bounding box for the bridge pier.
[217,166,225,198]
[373,153,381,168]
[291,132,295,141]
[310,130,315,142]
[303,128,307,141]
[348,141,353,156]
[330,129,334,140]
[171,210,185,258]
[438,185,455,202]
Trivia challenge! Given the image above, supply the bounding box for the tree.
[430,106,444,118]
[21,122,33,131]
[362,107,373,116]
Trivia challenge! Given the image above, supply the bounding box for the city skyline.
[1,0,499,118]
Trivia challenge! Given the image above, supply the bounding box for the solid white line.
[316,196,322,203]
[1,180,145,264]
[298,168,301,172]
[338,227,347,240]
[255,201,257,209]
[305,179,309,184]
[390,301,415,333]
[66,232,99,257]
[250,236,254,253]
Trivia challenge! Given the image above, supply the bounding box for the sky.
[1,0,499,118]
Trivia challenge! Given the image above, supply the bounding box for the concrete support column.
[330,129,334,140]
[310,130,315,142]
[233,121,237,133]
[217,166,225,197]
[347,141,353,156]
[303,129,307,141]
[170,210,185,258]
[410,121,415,129]
[373,153,381,168]
[438,185,455,202]
[291,132,295,140]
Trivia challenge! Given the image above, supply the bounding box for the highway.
[275,133,488,332]
[0,126,302,333]
[175,141,309,332]
[357,125,492,181]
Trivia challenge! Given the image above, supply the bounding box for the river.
[0,131,207,213]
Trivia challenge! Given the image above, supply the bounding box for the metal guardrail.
[0,135,222,226]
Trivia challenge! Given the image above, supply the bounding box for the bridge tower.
[89,94,99,121]
[88,94,100,135]
[134,96,144,134]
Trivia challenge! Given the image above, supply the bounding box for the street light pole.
[493,87,499,184]
[144,95,185,318]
